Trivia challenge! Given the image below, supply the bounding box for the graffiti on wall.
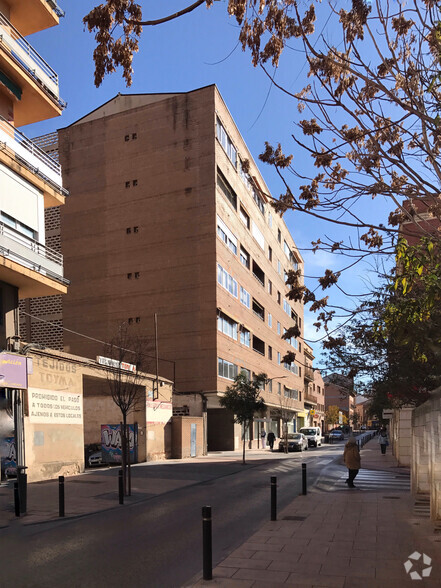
[101,424,138,464]
[1,437,16,477]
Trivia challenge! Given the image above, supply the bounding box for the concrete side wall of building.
[25,353,84,482]
[390,407,413,467]
[411,389,441,521]
[171,416,204,458]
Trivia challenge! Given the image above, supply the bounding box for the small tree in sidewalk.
[220,373,266,465]
[102,323,150,495]
[325,405,340,431]
[274,394,297,454]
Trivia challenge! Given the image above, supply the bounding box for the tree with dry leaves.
[84,1,441,354]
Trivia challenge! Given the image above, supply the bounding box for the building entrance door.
[190,423,196,457]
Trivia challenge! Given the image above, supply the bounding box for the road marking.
[337,469,410,491]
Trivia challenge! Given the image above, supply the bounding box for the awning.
[0,70,22,101]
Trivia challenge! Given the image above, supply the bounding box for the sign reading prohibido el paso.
[0,353,27,389]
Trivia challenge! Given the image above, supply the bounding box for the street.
[1,444,344,587]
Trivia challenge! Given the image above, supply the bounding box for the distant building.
[21,86,309,450]
[324,373,356,428]
[303,343,325,432]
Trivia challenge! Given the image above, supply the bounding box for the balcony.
[0,115,64,191]
[0,221,65,282]
[304,392,318,405]
[304,366,314,382]
[0,13,66,117]
[8,1,62,36]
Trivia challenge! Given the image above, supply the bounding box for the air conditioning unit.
[7,335,21,352]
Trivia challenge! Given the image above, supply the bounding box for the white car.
[88,451,103,467]
[278,433,309,452]
[299,427,322,447]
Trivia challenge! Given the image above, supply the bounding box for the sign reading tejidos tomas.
[28,387,83,424]
[0,353,27,389]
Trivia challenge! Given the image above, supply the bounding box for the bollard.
[17,466,27,514]
[302,463,307,495]
[202,506,212,581]
[59,475,65,517]
[118,469,124,505]
[271,476,277,521]
[14,481,20,517]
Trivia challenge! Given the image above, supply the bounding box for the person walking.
[267,431,275,451]
[260,428,266,449]
[343,436,361,488]
[378,427,389,454]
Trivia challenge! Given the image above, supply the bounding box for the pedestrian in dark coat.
[378,427,389,454]
[267,431,275,451]
[343,436,361,488]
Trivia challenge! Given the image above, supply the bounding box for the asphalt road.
[1,444,344,588]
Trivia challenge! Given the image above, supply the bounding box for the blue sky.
[24,1,389,367]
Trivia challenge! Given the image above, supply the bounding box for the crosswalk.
[336,468,410,492]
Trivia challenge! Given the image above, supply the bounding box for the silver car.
[278,433,309,452]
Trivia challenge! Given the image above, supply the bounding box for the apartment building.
[22,86,307,451]
[303,343,325,431]
[0,0,67,472]
[324,372,356,428]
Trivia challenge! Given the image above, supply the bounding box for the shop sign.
[97,356,136,373]
[0,353,27,389]
[146,400,172,424]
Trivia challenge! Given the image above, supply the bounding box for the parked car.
[329,430,345,440]
[88,451,104,467]
[278,433,308,452]
[299,427,322,447]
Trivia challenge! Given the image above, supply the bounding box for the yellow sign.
[310,409,316,416]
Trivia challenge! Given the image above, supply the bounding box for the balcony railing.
[0,221,66,283]
[46,0,65,17]
[304,366,314,382]
[304,392,318,404]
[0,12,61,101]
[0,115,63,190]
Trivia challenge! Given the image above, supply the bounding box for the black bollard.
[302,463,307,495]
[118,469,124,505]
[59,475,65,517]
[202,506,212,581]
[14,482,20,517]
[271,476,277,521]
[17,466,27,514]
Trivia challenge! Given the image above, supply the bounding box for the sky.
[23,1,392,368]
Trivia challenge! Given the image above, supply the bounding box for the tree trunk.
[121,417,127,496]
[127,422,131,496]
[242,422,247,465]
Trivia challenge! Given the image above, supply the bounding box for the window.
[277,321,281,335]
[268,346,272,360]
[277,291,281,305]
[284,387,299,400]
[268,246,272,262]
[278,260,281,275]
[284,361,299,375]
[268,212,273,228]
[128,317,133,324]
[134,226,139,233]
[252,298,265,321]
[240,246,250,269]
[218,312,238,340]
[278,228,282,243]
[127,273,132,279]
[252,335,265,356]
[135,317,141,323]
[133,179,138,187]
[252,187,265,214]
[251,220,265,250]
[132,133,137,140]
[284,300,291,316]
[218,358,238,380]
[241,367,251,379]
[268,279,272,295]
[125,181,130,188]
[217,263,238,297]
[239,159,252,190]
[125,135,130,142]
[252,260,265,287]
[217,215,237,254]
[135,272,140,279]
[268,313,272,328]
[239,205,250,229]
[216,117,237,167]
[240,328,250,347]
[268,380,272,393]
[217,169,237,210]
[278,382,281,395]
[240,286,250,308]
[126,227,131,234]
[284,240,291,259]
[277,352,281,365]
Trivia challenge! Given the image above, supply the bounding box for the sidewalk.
[192,439,441,588]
